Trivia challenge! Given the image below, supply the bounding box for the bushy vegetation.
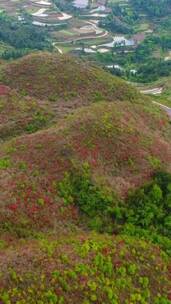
[126,171,171,235]
[0,232,170,304]
[123,171,171,254]
[103,0,171,33]
[130,58,171,83]
[58,163,118,231]
[59,163,113,216]
[128,35,171,82]
[59,165,171,255]
[100,13,133,34]
[53,0,77,12]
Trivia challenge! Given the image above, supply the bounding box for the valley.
[0,0,111,47]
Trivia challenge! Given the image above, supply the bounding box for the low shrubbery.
[0,233,171,303]
[25,111,50,133]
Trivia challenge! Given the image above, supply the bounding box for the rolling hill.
[0,53,171,303]
[0,52,140,103]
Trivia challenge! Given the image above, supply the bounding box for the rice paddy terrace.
[0,0,111,51]
[0,0,140,55]
[0,0,72,25]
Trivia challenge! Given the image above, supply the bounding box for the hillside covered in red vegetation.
[0,53,171,303]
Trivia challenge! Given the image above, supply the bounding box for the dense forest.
[130,0,171,17]
[101,0,171,34]
[52,0,77,12]
[59,166,171,255]
[0,12,51,59]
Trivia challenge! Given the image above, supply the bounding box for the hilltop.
[0,52,140,103]
[0,53,171,303]
[0,52,142,136]
[1,100,171,203]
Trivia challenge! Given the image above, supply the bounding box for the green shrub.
[58,163,122,232]
[118,171,171,254]
[25,111,48,133]
[0,157,11,169]
[126,171,171,237]
[58,163,114,217]
[59,168,171,253]
[92,91,104,102]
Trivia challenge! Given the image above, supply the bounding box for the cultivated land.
[0,0,155,55]
[0,53,171,302]
[0,0,112,50]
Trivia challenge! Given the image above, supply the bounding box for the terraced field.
[0,0,112,52]
[0,0,154,59]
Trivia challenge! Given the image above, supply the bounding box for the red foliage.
[114,260,122,268]
[8,203,18,212]
[0,84,10,96]
[102,247,111,256]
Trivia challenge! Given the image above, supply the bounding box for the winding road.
[140,87,163,95]
[153,101,171,118]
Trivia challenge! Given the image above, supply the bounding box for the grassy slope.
[0,88,53,140]
[0,52,143,140]
[0,52,140,103]
[0,54,171,303]
[0,101,171,227]
[0,231,170,304]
